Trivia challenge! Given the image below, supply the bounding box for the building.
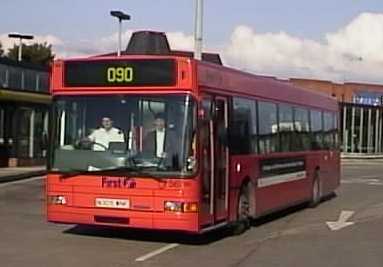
[290,78,383,155]
[0,57,51,167]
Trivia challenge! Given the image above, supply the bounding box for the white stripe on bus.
[258,171,307,188]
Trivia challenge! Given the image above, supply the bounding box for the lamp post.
[8,33,34,62]
[110,10,131,57]
[194,0,203,60]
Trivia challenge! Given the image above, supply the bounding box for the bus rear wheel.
[232,185,251,235]
[310,171,321,208]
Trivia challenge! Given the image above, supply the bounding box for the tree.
[0,42,3,57]
[7,42,54,65]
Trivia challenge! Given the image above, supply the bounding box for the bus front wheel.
[232,185,251,235]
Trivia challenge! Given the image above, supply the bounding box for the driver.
[88,117,124,151]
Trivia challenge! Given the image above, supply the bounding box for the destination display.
[64,59,176,87]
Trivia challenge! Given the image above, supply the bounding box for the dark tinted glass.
[310,110,323,150]
[65,59,176,87]
[258,101,278,154]
[279,104,294,152]
[324,112,335,149]
[293,107,310,151]
[231,97,257,154]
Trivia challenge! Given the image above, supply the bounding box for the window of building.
[0,63,8,87]
[231,97,257,154]
[258,101,278,154]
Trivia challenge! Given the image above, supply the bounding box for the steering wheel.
[91,142,108,151]
[77,139,108,151]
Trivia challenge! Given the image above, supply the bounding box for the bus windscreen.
[64,59,176,87]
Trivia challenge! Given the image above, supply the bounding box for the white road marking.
[0,176,44,188]
[326,210,355,231]
[135,243,179,262]
[341,178,383,186]
[367,182,383,186]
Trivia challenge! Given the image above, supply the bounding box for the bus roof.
[197,60,338,111]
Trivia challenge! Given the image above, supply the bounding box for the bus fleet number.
[107,67,134,83]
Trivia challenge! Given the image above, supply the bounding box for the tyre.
[309,170,321,208]
[232,185,251,235]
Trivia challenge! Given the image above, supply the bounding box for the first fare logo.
[101,176,136,189]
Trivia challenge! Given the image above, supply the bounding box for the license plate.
[95,198,130,209]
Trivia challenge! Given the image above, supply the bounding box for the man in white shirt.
[88,117,125,151]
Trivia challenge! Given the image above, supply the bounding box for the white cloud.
[2,12,383,83]
[36,30,195,58]
[224,12,383,83]
[0,33,63,53]
[167,32,194,51]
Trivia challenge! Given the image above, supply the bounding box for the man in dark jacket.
[142,113,181,168]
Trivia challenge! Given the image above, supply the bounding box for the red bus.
[47,32,340,234]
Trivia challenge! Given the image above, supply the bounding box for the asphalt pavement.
[0,161,382,267]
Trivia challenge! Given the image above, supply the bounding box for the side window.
[142,99,165,136]
[293,107,310,151]
[333,113,339,149]
[278,104,293,152]
[200,98,212,205]
[201,98,212,120]
[231,97,257,154]
[310,110,324,150]
[258,101,278,154]
[0,108,4,145]
[324,112,334,149]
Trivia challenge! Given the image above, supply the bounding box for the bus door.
[213,97,229,222]
[200,96,229,226]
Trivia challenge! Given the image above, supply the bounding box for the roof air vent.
[126,31,171,55]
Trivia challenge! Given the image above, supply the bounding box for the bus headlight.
[164,201,198,213]
[48,195,67,205]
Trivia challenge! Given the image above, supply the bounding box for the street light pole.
[18,37,22,62]
[194,0,204,60]
[110,11,131,57]
[118,18,122,56]
[8,33,34,62]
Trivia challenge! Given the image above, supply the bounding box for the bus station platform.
[0,166,46,183]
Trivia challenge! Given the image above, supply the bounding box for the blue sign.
[353,91,383,106]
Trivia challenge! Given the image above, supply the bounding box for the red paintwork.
[47,174,200,232]
[47,55,340,233]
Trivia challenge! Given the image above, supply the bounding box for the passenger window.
[258,101,278,154]
[324,112,334,149]
[310,110,324,150]
[278,104,294,152]
[333,113,339,149]
[200,98,212,206]
[293,107,310,151]
[231,97,257,154]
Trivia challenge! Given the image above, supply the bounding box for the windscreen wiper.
[58,166,162,180]
[58,166,140,179]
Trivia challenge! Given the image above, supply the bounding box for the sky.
[2,0,383,83]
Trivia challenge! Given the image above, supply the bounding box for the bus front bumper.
[47,206,200,233]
